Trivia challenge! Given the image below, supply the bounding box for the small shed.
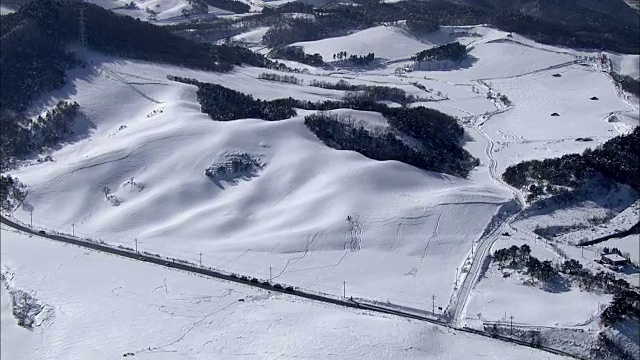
[602,253,627,266]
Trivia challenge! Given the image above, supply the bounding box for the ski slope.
[1,228,569,360]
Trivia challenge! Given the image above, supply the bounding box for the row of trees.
[503,127,640,201]
[331,51,375,65]
[258,73,303,85]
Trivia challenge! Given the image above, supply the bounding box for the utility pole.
[199,252,202,267]
[509,315,514,335]
[135,238,138,253]
[269,266,272,282]
[343,281,346,298]
[432,294,436,315]
[30,209,33,228]
[72,222,75,237]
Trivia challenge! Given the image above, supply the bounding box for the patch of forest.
[0,101,80,170]
[502,127,640,202]
[413,42,467,62]
[168,76,297,121]
[268,46,324,66]
[304,112,477,178]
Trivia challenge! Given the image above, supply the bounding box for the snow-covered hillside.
[8,52,509,312]
[3,21,638,358]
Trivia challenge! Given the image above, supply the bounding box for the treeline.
[413,42,467,63]
[610,72,640,97]
[269,46,324,66]
[168,76,296,121]
[0,101,80,170]
[171,76,477,177]
[503,127,640,201]
[257,1,638,53]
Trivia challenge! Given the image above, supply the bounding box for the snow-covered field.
[1,228,568,360]
[3,21,639,357]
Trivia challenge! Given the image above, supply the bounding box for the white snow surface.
[5,24,639,351]
[0,228,567,360]
[9,53,509,312]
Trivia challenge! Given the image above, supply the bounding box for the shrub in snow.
[103,187,121,206]
[205,152,264,185]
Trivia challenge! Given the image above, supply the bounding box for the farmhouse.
[601,253,627,266]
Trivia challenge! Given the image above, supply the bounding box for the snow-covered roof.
[602,253,627,263]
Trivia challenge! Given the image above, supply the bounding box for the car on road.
[38,230,46,235]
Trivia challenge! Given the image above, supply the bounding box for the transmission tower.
[79,1,87,47]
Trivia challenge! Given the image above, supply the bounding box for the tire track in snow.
[271,231,322,281]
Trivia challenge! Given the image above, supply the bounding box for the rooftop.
[602,253,627,262]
